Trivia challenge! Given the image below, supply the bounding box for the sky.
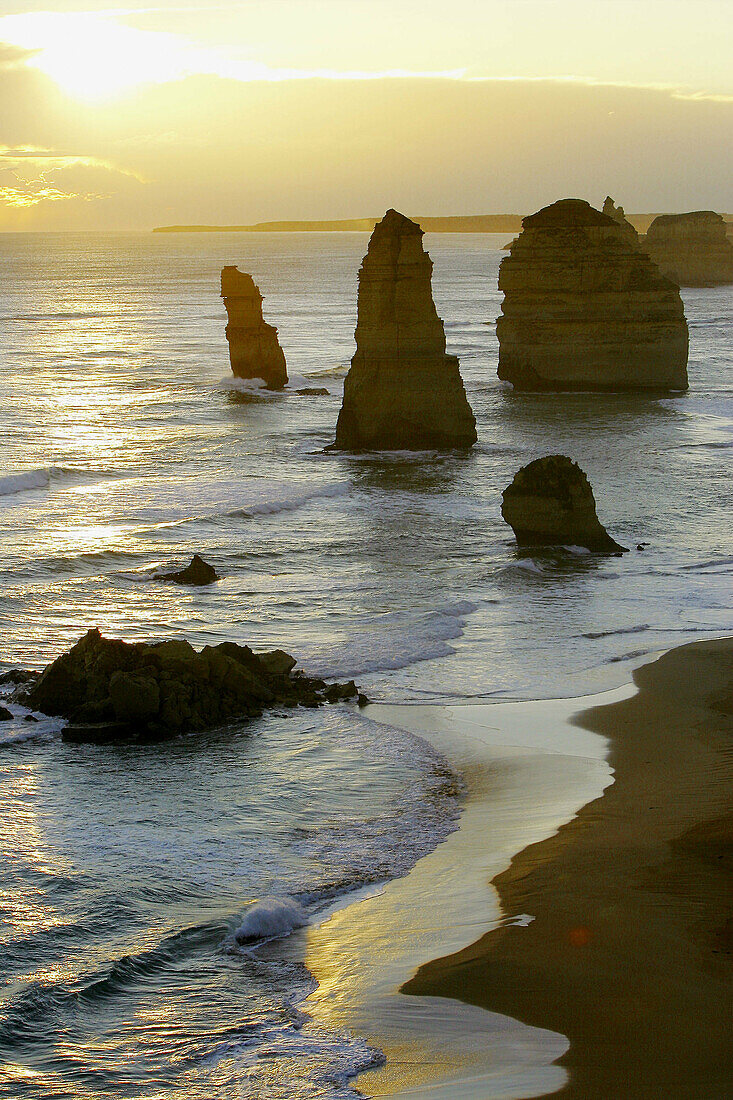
[0,0,731,229]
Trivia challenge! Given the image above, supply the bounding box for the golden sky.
[0,0,731,229]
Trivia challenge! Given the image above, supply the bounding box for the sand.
[404,637,733,1098]
[292,689,626,1098]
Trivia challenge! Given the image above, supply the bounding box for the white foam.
[218,375,274,396]
[303,599,477,679]
[232,897,308,944]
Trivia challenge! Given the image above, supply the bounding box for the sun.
[0,12,203,101]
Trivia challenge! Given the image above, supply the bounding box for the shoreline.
[282,688,629,1097]
[404,636,733,1098]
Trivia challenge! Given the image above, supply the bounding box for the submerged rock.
[496,198,688,391]
[25,628,362,744]
[0,706,13,721]
[602,196,639,248]
[332,209,476,450]
[294,387,330,396]
[221,266,288,389]
[501,455,628,553]
[642,211,733,286]
[160,554,219,586]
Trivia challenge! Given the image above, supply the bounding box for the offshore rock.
[502,455,628,553]
[332,209,476,450]
[496,199,688,391]
[602,196,639,248]
[161,554,219,586]
[25,628,361,744]
[221,266,288,389]
[643,211,733,286]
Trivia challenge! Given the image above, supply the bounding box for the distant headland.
[153,215,525,234]
[152,213,683,234]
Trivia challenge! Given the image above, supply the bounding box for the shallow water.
[0,230,731,1096]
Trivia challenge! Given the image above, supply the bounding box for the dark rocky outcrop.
[160,555,219,586]
[642,211,733,286]
[295,387,330,396]
[496,199,689,391]
[0,706,13,721]
[602,196,640,248]
[221,266,288,389]
[332,209,476,450]
[24,629,360,744]
[501,455,628,553]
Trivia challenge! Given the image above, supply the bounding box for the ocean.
[0,230,730,1098]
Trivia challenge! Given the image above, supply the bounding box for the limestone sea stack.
[332,210,476,450]
[221,266,288,389]
[602,196,640,248]
[642,211,733,286]
[496,199,689,392]
[502,455,628,553]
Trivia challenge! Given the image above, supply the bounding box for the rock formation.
[501,455,628,553]
[221,266,288,389]
[332,209,476,450]
[642,211,733,286]
[160,554,219,585]
[602,196,639,248]
[24,628,360,744]
[496,199,689,391]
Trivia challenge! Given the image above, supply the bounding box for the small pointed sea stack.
[221,266,288,389]
[502,455,628,553]
[332,209,476,450]
[496,199,689,392]
[602,196,640,248]
[642,211,733,286]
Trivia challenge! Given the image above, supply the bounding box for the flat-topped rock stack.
[221,266,288,389]
[642,211,733,286]
[332,209,476,450]
[502,455,628,553]
[496,199,689,392]
[602,196,640,249]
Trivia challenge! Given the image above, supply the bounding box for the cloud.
[0,41,37,69]
[0,144,145,208]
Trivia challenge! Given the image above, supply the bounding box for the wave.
[0,466,127,500]
[303,599,477,680]
[231,897,308,945]
[583,624,652,640]
[0,470,50,496]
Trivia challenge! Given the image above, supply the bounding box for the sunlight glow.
[0,12,209,100]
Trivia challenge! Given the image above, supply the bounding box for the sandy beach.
[405,637,733,1098]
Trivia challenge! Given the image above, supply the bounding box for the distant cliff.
[153,215,525,234]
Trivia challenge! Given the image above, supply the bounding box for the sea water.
[0,231,730,1097]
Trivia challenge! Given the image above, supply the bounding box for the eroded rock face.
[602,196,639,249]
[25,628,360,743]
[501,455,628,553]
[643,211,733,286]
[332,209,476,450]
[496,199,688,391]
[221,266,288,389]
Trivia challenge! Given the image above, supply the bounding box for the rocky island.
[332,209,476,450]
[221,266,288,389]
[496,198,689,391]
[21,628,362,743]
[501,455,628,553]
[642,211,733,286]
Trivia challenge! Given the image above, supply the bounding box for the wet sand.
[405,637,733,1098]
[291,689,627,1098]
